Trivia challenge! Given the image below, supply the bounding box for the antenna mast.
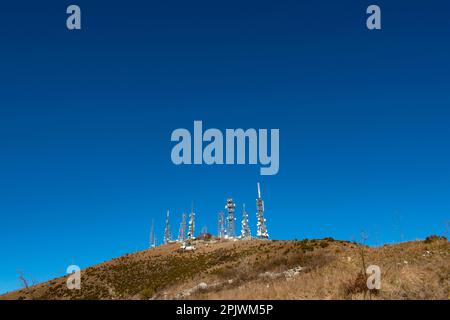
[218,211,225,239]
[178,212,187,242]
[164,210,171,244]
[241,204,251,239]
[256,182,269,239]
[188,204,195,241]
[225,198,236,238]
[149,219,156,248]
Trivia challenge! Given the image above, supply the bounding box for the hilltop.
[1,237,448,300]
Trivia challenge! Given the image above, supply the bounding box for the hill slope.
[1,237,448,300]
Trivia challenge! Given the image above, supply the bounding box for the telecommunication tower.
[241,204,251,239]
[164,210,171,244]
[225,198,236,238]
[188,205,195,240]
[149,219,156,248]
[256,183,269,239]
[178,212,187,242]
[218,211,225,238]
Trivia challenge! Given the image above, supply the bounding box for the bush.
[320,242,330,248]
[342,273,367,297]
[424,235,447,243]
[140,287,156,299]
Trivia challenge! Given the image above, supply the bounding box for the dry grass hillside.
[1,236,448,300]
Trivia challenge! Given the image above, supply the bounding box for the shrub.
[424,235,447,243]
[320,242,330,248]
[342,272,367,297]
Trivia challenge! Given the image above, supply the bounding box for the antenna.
[225,198,236,238]
[188,204,195,241]
[149,219,156,248]
[178,212,187,242]
[256,182,269,239]
[257,182,261,198]
[218,211,225,238]
[241,203,251,239]
[164,210,171,244]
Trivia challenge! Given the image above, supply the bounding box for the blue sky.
[0,0,449,294]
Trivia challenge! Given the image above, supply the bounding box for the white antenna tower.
[241,204,251,239]
[164,210,171,244]
[149,219,156,248]
[256,182,269,239]
[225,198,236,238]
[187,204,195,240]
[218,211,225,238]
[178,212,187,242]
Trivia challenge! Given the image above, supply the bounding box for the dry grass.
[195,238,449,300]
[1,237,448,300]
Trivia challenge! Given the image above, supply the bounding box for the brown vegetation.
[1,237,448,300]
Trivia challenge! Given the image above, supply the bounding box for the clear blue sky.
[0,0,449,294]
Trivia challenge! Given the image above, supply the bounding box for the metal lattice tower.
[178,212,187,242]
[256,182,269,239]
[164,210,171,244]
[241,204,251,239]
[218,211,225,238]
[188,206,195,240]
[149,219,156,248]
[225,198,236,238]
